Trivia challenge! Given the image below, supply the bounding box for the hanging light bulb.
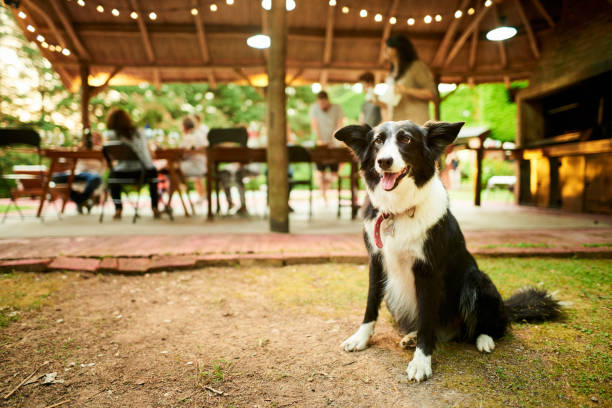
[62,48,71,56]
[111,8,120,16]
[341,6,349,14]
[149,12,157,20]
[407,17,415,25]
[210,3,218,11]
[454,10,463,18]
[226,0,234,4]
[77,0,85,6]
[26,24,35,32]
[191,8,198,15]
[485,0,493,6]
[467,7,475,15]
[41,42,49,48]
[389,16,397,24]
[262,0,295,11]
[359,9,367,18]
[329,0,336,5]
[36,34,45,42]
[96,5,104,13]
[18,11,27,19]
[311,83,322,94]
[247,34,271,49]
[374,13,382,22]
[130,11,138,19]
[424,15,432,24]
[435,14,442,22]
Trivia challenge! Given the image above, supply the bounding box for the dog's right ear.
[334,124,372,158]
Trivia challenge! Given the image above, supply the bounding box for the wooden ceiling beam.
[48,0,90,60]
[378,0,400,65]
[469,26,479,70]
[287,68,304,86]
[529,0,555,28]
[90,66,123,98]
[431,0,471,67]
[320,4,336,87]
[444,3,494,67]
[491,4,508,68]
[514,0,540,58]
[23,0,68,49]
[128,0,155,62]
[191,0,217,89]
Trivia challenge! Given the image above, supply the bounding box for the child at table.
[179,116,207,203]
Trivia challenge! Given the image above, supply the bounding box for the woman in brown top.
[384,35,438,125]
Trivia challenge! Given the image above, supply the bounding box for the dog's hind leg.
[341,252,385,352]
[399,331,418,349]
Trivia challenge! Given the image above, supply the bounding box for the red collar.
[373,207,415,249]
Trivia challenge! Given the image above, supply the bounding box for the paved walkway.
[1,195,611,273]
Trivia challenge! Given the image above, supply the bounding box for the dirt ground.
[1,260,610,407]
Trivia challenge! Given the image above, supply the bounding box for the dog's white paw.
[476,334,495,353]
[406,348,432,382]
[399,331,418,349]
[340,322,374,352]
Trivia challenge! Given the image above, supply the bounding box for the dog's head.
[335,120,464,210]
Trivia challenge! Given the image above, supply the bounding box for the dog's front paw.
[476,334,495,353]
[340,322,374,352]
[406,348,432,382]
[399,331,418,349]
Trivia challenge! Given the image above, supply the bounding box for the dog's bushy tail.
[504,288,563,322]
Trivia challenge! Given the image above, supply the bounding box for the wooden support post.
[267,0,289,233]
[79,63,91,135]
[433,75,441,121]
[474,143,484,206]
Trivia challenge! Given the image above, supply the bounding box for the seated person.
[105,108,161,220]
[179,116,207,203]
[51,132,104,214]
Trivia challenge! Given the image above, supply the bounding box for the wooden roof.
[12,0,561,90]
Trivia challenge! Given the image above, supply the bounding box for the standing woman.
[105,108,161,220]
[383,35,438,125]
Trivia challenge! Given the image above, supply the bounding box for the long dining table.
[203,145,361,220]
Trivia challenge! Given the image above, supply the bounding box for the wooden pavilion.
[8,0,609,228]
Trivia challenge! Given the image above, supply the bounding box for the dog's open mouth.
[380,166,409,191]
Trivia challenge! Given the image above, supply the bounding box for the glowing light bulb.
[77,0,85,6]
[149,12,157,20]
[26,24,35,32]
[407,17,415,25]
[359,9,367,18]
[389,16,397,24]
[435,14,442,22]
[467,7,475,15]
[36,34,45,42]
[485,0,493,7]
[41,42,49,48]
[96,5,104,13]
[341,6,349,14]
[191,8,198,15]
[111,8,119,16]
[374,13,382,22]
[424,15,432,24]
[18,11,26,19]
[454,10,463,18]
[130,11,138,19]
[329,0,336,5]
[62,48,71,56]
[226,0,234,4]
[210,3,218,11]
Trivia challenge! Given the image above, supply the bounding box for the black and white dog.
[334,120,561,382]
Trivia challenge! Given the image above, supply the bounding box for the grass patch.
[0,271,66,328]
[484,242,553,249]
[0,204,32,213]
[583,243,612,248]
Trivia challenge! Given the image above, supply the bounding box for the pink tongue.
[381,172,400,191]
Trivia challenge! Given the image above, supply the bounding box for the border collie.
[334,120,562,382]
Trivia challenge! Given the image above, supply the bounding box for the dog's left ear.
[334,124,372,159]
[424,121,465,158]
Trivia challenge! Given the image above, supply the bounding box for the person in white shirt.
[309,91,344,204]
[179,116,207,202]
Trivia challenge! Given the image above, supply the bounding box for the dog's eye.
[398,133,412,144]
[374,136,385,145]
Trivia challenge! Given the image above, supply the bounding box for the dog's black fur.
[335,120,562,381]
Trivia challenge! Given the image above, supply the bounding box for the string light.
[191,8,198,15]
[424,15,432,24]
[56,45,63,53]
[96,5,104,13]
[130,11,138,19]
[454,10,463,18]
[62,48,71,56]
[359,9,367,18]
[329,0,336,5]
[77,0,85,6]
[210,3,218,11]
[435,14,442,22]
[18,11,27,19]
[111,8,119,16]
[226,0,234,4]
[467,7,475,15]
[374,13,382,22]
[485,0,492,6]
[36,34,45,42]
[49,45,56,51]
[407,17,415,25]
[341,6,349,14]
[26,24,35,32]
[389,16,397,24]
[149,12,157,20]
[41,42,49,48]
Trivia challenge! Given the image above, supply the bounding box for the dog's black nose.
[377,157,393,170]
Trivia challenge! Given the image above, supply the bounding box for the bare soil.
[0,266,468,408]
